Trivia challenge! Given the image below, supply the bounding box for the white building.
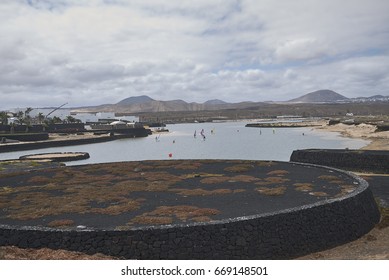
[10,108,139,123]
[73,112,139,123]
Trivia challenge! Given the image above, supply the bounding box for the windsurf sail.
[200,129,206,140]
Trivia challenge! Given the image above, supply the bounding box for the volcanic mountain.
[116,95,155,105]
[288,89,349,103]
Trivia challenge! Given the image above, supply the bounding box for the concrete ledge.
[0,162,380,259]
[0,133,49,142]
[0,135,115,153]
[0,129,150,153]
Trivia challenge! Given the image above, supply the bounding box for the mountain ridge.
[72,90,388,113]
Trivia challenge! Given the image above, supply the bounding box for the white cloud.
[274,38,332,63]
[0,0,389,109]
[342,57,389,81]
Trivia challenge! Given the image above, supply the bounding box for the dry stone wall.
[290,149,389,173]
[0,169,380,259]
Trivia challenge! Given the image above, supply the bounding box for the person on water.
[200,129,206,140]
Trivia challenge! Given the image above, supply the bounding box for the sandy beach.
[315,122,389,151]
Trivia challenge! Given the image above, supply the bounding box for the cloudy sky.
[1,0,388,109]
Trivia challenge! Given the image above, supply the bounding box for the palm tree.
[16,111,24,123]
[25,107,33,116]
[52,116,63,124]
[23,107,33,132]
[37,113,45,124]
[65,115,77,123]
[0,111,8,125]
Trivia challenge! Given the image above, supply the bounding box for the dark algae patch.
[0,160,360,229]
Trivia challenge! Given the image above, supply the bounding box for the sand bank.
[315,123,389,151]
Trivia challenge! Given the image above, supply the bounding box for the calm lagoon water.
[0,121,369,165]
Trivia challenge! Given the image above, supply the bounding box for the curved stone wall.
[290,149,389,173]
[0,164,380,259]
[19,152,90,162]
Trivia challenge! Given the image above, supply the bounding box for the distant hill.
[288,90,349,103]
[116,95,155,105]
[72,95,260,113]
[71,90,387,114]
[204,99,228,105]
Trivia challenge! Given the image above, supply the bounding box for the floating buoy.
[169,153,173,158]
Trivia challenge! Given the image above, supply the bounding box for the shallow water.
[0,121,369,165]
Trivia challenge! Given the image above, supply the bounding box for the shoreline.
[0,133,115,153]
[246,118,389,151]
[313,122,389,151]
[0,129,150,153]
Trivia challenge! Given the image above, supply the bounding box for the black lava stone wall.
[290,149,389,173]
[0,171,380,259]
